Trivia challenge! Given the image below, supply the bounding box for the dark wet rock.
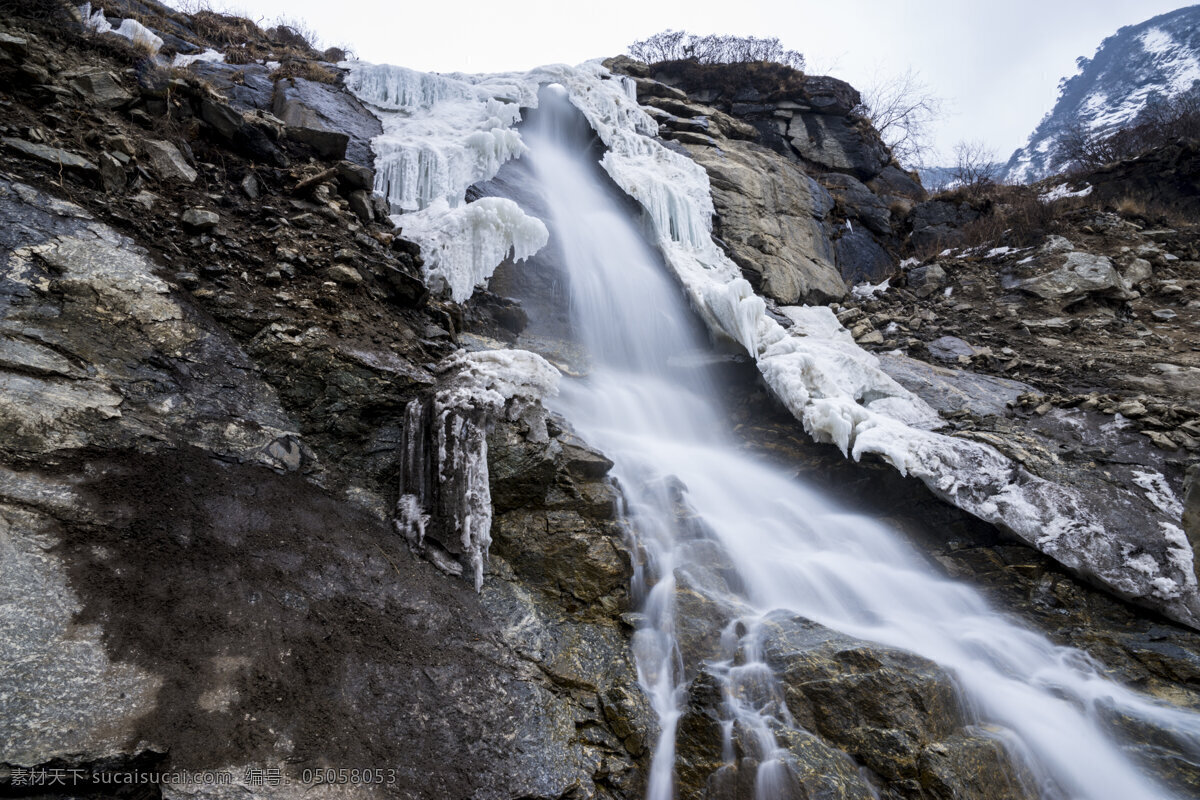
[273,76,381,167]
[189,61,275,112]
[821,172,893,236]
[908,199,981,251]
[0,31,30,60]
[2,137,98,178]
[0,155,651,799]
[867,164,927,208]
[336,159,374,192]
[906,262,946,297]
[348,189,373,223]
[787,112,889,180]
[835,227,895,284]
[672,608,1036,800]
[65,67,131,108]
[97,151,125,192]
[197,96,243,141]
[762,614,1035,797]
[1085,138,1200,218]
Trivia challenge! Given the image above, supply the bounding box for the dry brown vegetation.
[644,59,808,103]
[190,9,263,46]
[269,59,339,84]
[1107,191,1191,228]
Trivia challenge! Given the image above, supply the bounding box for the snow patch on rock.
[1133,470,1185,518]
[79,4,163,53]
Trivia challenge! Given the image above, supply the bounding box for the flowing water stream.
[515,85,1200,800]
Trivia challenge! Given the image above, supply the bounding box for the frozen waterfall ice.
[517,83,1200,800]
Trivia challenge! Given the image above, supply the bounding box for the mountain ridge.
[1004,4,1200,183]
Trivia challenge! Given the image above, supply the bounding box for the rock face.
[143,138,197,183]
[0,11,653,796]
[273,75,381,167]
[0,175,648,800]
[907,198,981,251]
[616,60,923,300]
[688,140,845,303]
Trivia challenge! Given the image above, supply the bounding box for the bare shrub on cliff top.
[951,139,1001,190]
[628,29,805,70]
[859,67,942,169]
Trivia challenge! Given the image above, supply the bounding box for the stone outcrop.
[829,199,1200,625]
[611,59,925,301]
[687,138,845,303]
[273,75,381,166]
[664,533,1036,800]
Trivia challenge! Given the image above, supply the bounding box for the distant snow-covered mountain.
[1003,4,1200,183]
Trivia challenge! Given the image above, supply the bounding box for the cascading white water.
[520,85,1200,799]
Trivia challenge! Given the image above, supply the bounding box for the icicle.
[394,350,558,591]
[396,197,548,303]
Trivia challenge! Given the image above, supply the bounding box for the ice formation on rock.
[172,48,223,68]
[347,64,551,301]
[79,4,163,53]
[355,57,1198,624]
[395,349,558,590]
[396,197,548,303]
[549,61,1200,626]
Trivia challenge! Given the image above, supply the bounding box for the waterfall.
[517,84,1200,800]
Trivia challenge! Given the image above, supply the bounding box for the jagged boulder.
[868,164,928,209]
[190,61,276,111]
[272,75,381,166]
[834,227,895,284]
[1,137,98,180]
[65,67,131,108]
[1016,251,1134,306]
[821,172,893,236]
[142,138,196,183]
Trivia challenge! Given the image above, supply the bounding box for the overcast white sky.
[179,0,1195,164]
